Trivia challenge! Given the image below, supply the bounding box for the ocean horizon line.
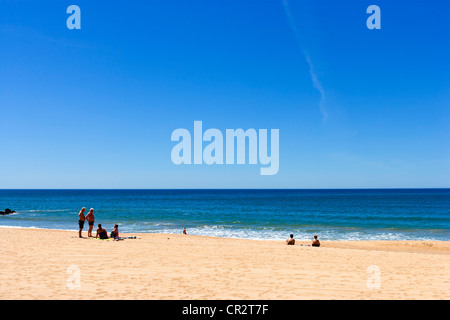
[1,187,449,191]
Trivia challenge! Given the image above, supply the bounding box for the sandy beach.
[0,227,449,300]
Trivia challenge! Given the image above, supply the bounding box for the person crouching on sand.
[286,234,295,245]
[78,207,86,238]
[312,235,320,247]
[96,224,109,239]
[86,208,95,237]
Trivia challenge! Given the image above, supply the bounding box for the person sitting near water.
[286,234,295,245]
[110,224,119,239]
[96,224,109,239]
[312,235,320,247]
[183,228,187,235]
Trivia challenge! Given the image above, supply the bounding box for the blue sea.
[0,189,449,241]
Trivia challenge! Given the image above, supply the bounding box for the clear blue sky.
[0,0,449,188]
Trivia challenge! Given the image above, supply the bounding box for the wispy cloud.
[281,0,328,120]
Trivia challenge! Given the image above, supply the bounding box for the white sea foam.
[0,223,446,241]
[0,212,19,216]
[141,225,446,241]
[25,209,70,212]
[0,225,37,229]
[0,225,77,232]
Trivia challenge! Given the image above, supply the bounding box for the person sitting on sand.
[312,235,320,247]
[86,208,95,237]
[96,224,108,239]
[111,224,119,239]
[78,207,86,238]
[286,234,295,245]
[183,228,187,235]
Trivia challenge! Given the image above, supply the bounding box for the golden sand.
[0,227,449,300]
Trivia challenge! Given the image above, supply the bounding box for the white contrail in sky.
[281,0,328,120]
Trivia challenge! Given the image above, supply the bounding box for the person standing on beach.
[78,207,86,238]
[286,234,295,245]
[86,208,95,237]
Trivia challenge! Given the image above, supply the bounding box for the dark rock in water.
[0,208,16,215]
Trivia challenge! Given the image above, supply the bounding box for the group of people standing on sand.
[78,207,119,240]
[286,234,321,247]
